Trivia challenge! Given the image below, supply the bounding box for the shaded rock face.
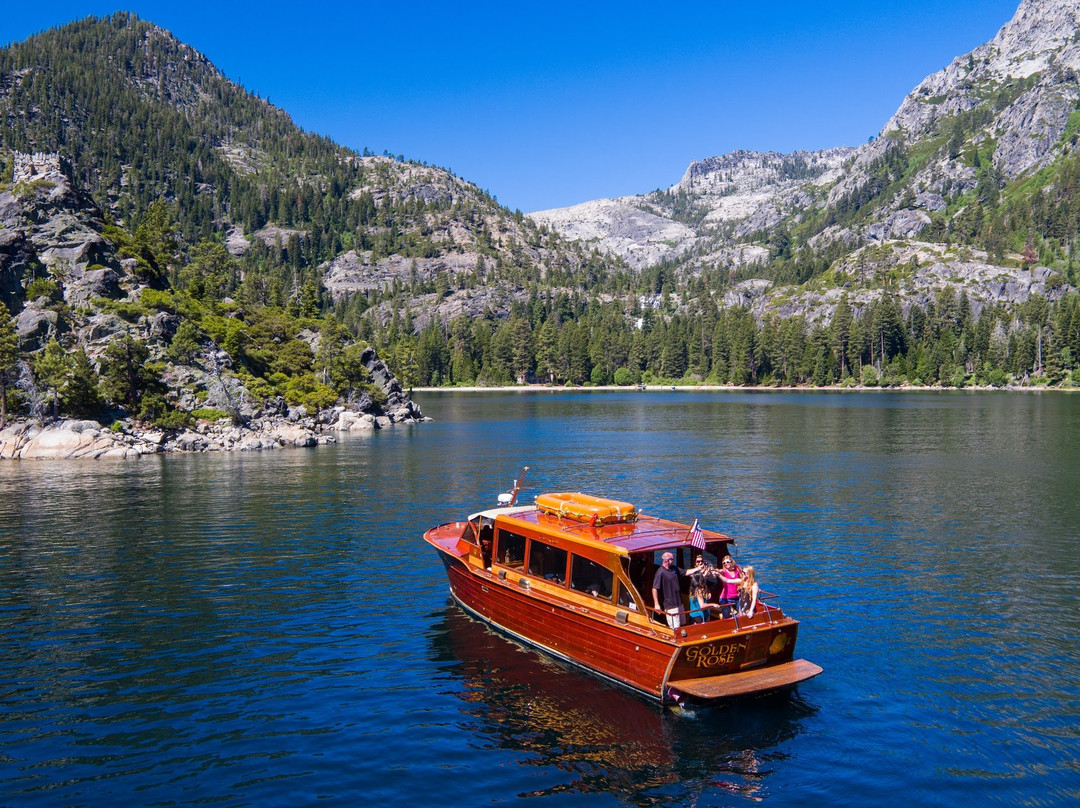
[14,305,62,351]
[359,345,424,422]
[0,198,37,313]
[0,154,122,315]
[66,268,122,308]
[148,311,181,343]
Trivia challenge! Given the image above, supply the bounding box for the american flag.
[688,518,706,550]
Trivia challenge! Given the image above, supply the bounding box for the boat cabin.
[460,493,737,631]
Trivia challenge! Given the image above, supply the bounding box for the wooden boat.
[424,471,822,705]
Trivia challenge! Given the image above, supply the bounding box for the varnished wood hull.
[442,554,674,699]
[437,551,821,705]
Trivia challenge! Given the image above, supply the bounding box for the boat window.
[528,540,568,584]
[617,582,640,612]
[653,547,694,569]
[477,517,495,569]
[495,529,527,570]
[570,556,613,601]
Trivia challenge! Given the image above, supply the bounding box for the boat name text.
[685,641,748,668]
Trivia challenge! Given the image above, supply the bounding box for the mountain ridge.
[531,0,1080,294]
[2,3,1080,418]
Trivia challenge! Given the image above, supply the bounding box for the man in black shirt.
[652,551,687,628]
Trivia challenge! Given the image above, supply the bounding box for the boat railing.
[664,591,784,634]
[730,593,782,631]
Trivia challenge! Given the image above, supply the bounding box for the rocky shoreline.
[412,383,1073,393]
[0,405,429,461]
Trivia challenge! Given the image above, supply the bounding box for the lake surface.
[1,390,1078,807]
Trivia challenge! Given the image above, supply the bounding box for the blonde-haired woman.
[737,566,759,617]
[717,555,742,617]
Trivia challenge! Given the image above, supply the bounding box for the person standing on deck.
[717,555,743,618]
[737,566,759,617]
[652,552,688,629]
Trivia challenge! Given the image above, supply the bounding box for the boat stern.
[664,619,821,704]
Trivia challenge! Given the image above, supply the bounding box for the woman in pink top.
[717,555,742,617]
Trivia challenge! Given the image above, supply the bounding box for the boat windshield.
[465,515,496,568]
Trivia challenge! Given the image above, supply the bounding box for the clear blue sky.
[3,1,1022,213]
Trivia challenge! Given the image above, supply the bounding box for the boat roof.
[475,504,735,556]
[469,505,535,521]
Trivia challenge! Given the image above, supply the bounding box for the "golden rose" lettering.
[684,641,748,668]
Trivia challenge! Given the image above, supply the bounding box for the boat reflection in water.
[430,607,819,803]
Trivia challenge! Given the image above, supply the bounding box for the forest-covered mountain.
[0,12,622,430]
[3,2,1080,429]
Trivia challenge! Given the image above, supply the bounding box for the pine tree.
[0,303,19,426]
[34,339,70,419]
[534,319,558,384]
[831,294,854,378]
[99,335,153,412]
[64,350,102,417]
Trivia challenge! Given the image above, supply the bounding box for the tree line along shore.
[375,288,1080,391]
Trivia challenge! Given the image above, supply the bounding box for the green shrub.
[93,297,148,322]
[268,372,290,395]
[284,373,338,411]
[167,320,203,363]
[243,376,277,402]
[191,407,229,422]
[25,278,59,300]
[860,365,879,387]
[139,288,176,313]
[153,408,194,430]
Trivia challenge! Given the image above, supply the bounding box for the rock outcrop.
[0,417,337,460]
[731,241,1073,326]
[0,380,430,460]
[529,198,698,270]
[359,345,424,423]
[0,151,428,460]
[0,153,124,321]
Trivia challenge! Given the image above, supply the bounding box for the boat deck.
[667,659,823,700]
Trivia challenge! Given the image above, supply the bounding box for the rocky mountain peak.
[983,0,1080,76]
[674,147,855,198]
[883,0,1080,142]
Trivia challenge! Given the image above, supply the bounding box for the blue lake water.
[1,390,1078,806]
